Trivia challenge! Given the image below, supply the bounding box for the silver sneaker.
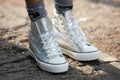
[29,16,68,73]
[52,10,101,61]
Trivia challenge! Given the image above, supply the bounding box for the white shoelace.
[40,31,61,59]
[65,18,89,49]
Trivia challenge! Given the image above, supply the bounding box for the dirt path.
[0,0,120,80]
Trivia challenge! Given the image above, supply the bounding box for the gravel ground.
[0,0,120,80]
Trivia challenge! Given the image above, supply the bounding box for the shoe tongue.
[64,10,74,25]
[37,17,53,34]
[64,10,73,17]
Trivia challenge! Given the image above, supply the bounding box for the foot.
[52,10,101,61]
[29,16,68,73]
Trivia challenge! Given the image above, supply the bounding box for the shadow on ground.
[0,37,120,80]
[88,0,120,8]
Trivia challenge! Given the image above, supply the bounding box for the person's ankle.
[55,5,73,15]
[26,1,47,21]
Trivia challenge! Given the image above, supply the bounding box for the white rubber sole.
[61,48,101,61]
[29,49,68,73]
